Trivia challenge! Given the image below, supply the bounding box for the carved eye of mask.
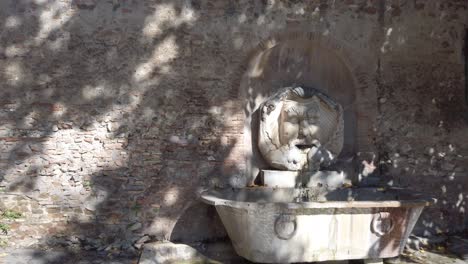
[285,114,299,124]
[291,117,300,124]
[306,112,319,124]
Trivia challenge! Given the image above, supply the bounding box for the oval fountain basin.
[201,187,434,263]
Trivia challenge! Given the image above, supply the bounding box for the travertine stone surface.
[258,87,344,172]
[201,187,432,263]
[261,170,300,188]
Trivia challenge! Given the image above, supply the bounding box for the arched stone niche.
[239,32,378,185]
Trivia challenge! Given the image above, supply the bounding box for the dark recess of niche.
[465,28,468,123]
[465,29,468,104]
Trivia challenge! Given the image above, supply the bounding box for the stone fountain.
[201,86,434,263]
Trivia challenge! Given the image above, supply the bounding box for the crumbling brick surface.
[0,0,466,249]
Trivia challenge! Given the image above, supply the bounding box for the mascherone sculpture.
[258,87,344,173]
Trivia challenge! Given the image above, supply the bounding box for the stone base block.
[261,170,300,188]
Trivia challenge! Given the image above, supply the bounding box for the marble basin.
[201,187,434,263]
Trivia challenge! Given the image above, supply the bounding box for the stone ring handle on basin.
[275,214,297,240]
[371,212,394,236]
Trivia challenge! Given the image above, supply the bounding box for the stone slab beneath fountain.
[138,241,352,264]
[139,241,252,264]
[139,242,217,264]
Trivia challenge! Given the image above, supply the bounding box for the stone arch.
[239,31,378,184]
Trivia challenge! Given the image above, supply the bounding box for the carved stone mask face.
[258,87,344,171]
[279,97,321,149]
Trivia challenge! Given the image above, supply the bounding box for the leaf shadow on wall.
[0,0,272,262]
[1,0,467,263]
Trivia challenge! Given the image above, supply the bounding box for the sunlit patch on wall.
[142,3,196,40]
[5,16,21,29]
[134,36,178,81]
[163,188,179,206]
[34,0,75,45]
[4,61,24,85]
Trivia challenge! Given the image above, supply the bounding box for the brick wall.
[0,0,466,248]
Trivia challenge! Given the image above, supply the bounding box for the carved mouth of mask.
[295,144,314,151]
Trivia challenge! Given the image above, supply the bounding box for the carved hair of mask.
[258,87,344,171]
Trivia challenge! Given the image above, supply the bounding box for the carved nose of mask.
[298,127,305,138]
